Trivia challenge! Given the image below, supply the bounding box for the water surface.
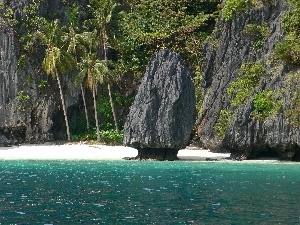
[0,160,299,224]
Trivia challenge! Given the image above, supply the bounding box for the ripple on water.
[0,160,300,224]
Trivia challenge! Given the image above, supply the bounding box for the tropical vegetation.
[0,0,221,144]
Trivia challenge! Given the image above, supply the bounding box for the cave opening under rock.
[135,148,179,161]
[249,149,281,160]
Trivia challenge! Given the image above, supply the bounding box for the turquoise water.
[0,160,300,224]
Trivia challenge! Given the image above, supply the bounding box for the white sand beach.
[0,143,231,161]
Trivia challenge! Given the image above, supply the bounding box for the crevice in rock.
[248,148,281,160]
[292,150,300,162]
[50,109,66,140]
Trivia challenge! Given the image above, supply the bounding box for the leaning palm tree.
[37,19,74,141]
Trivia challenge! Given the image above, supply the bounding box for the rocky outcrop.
[124,49,196,160]
[197,0,300,160]
[0,0,82,146]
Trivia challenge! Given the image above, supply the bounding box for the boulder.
[0,131,11,147]
[124,49,196,160]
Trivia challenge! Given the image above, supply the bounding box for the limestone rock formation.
[0,0,82,146]
[124,49,196,160]
[197,0,300,161]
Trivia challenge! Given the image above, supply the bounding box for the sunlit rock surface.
[124,49,196,160]
[197,0,300,161]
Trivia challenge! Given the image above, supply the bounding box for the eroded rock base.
[134,148,179,161]
[0,126,26,147]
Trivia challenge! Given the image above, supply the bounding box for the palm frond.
[58,51,75,74]
[75,65,87,86]
[42,46,61,78]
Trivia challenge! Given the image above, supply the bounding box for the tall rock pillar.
[124,49,196,160]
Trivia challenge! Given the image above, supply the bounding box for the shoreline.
[0,143,296,163]
[0,143,229,161]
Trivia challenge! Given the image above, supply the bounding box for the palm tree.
[77,51,109,142]
[87,0,119,132]
[76,30,111,142]
[38,19,74,141]
[64,5,90,131]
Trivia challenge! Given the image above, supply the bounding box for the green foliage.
[274,0,300,65]
[37,19,75,77]
[282,0,300,36]
[284,72,300,127]
[193,67,204,114]
[38,80,48,88]
[98,94,115,130]
[85,0,117,58]
[244,23,271,49]
[16,91,30,111]
[221,0,251,21]
[222,0,275,21]
[16,91,30,102]
[214,109,233,138]
[18,1,43,65]
[80,128,124,145]
[114,0,220,76]
[97,88,133,131]
[209,38,220,52]
[99,130,124,145]
[0,2,18,29]
[274,35,300,65]
[252,89,275,120]
[77,52,110,89]
[227,62,265,107]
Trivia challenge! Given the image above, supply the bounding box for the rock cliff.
[124,49,196,160]
[0,0,81,146]
[197,0,300,160]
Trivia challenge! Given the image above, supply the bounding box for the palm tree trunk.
[103,42,119,132]
[92,85,100,142]
[107,83,119,132]
[55,70,71,141]
[80,83,90,130]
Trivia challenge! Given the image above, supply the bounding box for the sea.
[0,160,299,224]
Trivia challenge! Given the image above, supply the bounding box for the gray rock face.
[0,0,82,146]
[197,1,300,160]
[124,49,196,160]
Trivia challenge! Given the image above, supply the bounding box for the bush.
[274,37,300,65]
[80,129,124,145]
[244,23,270,49]
[16,91,31,111]
[214,109,233,138]
[284,72,300,127]
[227,62,265,107]
[274,0,300,65]
[221,0,251,21]
[252,90,275,120]
[99,130,124,145]
[282,1,300,36]
[222,0,275,21]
